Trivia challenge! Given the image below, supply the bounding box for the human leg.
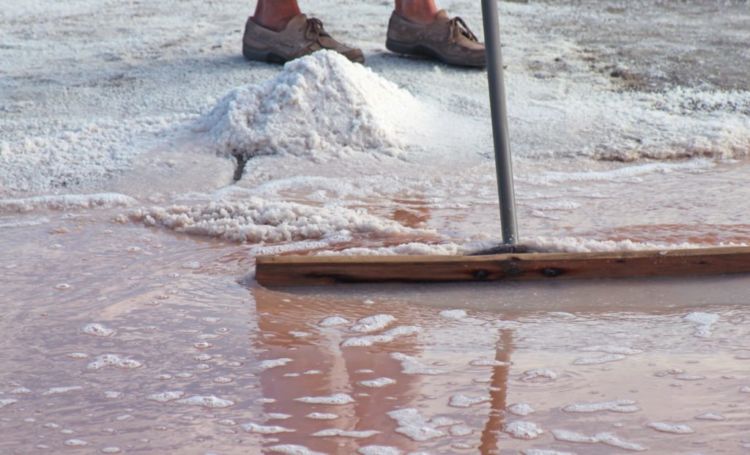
[394,0,439,24]
[252,0,301,32]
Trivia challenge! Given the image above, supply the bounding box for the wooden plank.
[255,246,750,286]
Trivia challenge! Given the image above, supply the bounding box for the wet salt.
[449,394,490,408]
[522,450,576,455]
[521,369,558,382]
[508,403,535,416]
[439,309,467,319]
[87,354,143,370]
[258,358,292,370]
[306,412,339,420]
[242,423,295,434]
[318,316,350,327]
[43,386,82,395]
[358,446,401,455]
[101,448,121,454]
[573,354,626,365]
[177,395,234,408]
[695,412,725,421]
[390,352,443,375]
[563,399,640,413]
[469,358,510,367]
[505,421,544,440]
[267,445,325,455]
[342,326,420,347]
[266,413,292,420]
[0,398,18,408]
[295,393,354,405]
[387,408,446,441]
[147,391,185,403]
[312,428,379,438]
[64,439,89,447]
[646,422,695,434]
[82,323,115,337]
[684,312,719,338]
[359,377,396,388]
[351,314,396,333]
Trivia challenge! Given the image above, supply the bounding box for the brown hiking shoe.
[386,10,485,68]
[243,14,364,64]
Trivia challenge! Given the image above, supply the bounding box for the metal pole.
[481,0,519,245]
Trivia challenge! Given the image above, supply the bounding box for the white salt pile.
[198,51,424,160]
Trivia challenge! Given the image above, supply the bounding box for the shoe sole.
[242,44,289,64]
[243,43,365,65]
[385,38,485,68]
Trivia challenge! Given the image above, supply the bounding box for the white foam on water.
[646,422,695,434]
[312,428,379,438]
[449,394,490,408]
[386,408,446,442]
[176,395,234,408]
[81,323,116,337]
[42,386,83,395]
[87,354,143,370]
[306,412,339,420]
[197,51,424,160]
[573,354,627,365]
[390,353,443,375]
[684,312,720,338]
[358,446,401,455]
[0,193,136,214]
[242,423,295,434]
[505,421,544,440]
[267,445,325,455]
[341,326,421,348]
[130,198,430,244]
[563,399,640,413]
[146,391,185,403]
[295,393,354,405]
[508,403,535,416]
[258,358,293,371]
[318,316,350,327]
[351,314,396,333]
[358,377,396,388]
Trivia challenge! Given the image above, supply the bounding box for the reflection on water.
[1,215,750,454]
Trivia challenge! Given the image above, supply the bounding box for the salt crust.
[198,51,420,160]
[522,450,576,455]
[258,358,293,371]
[42,386,83,395]
[684,312,720,338]
[0,193,135,214]
[0,398,18,408]
[318,316,350,327]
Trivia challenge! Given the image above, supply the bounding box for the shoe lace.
[448,17,479,42]
[305,18,330,39]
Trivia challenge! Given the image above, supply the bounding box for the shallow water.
[2,217,750,454]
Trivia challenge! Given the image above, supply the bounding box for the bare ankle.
[395,0,439,24]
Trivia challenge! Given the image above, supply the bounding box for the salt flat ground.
[1,0,750,453]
